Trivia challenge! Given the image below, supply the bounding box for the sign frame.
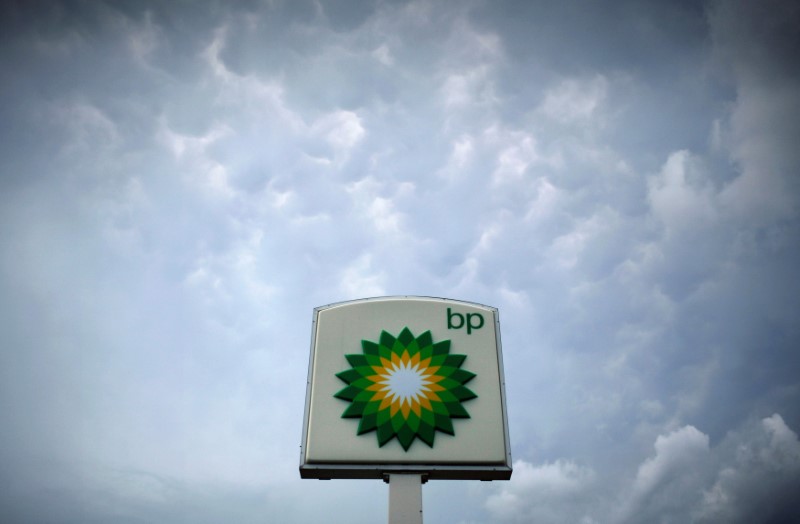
[299,296,512,481]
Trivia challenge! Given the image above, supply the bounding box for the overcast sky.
[1,0,799,523]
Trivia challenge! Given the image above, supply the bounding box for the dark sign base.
[300,463,512,481]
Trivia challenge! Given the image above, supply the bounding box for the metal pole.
[388,474,423,524]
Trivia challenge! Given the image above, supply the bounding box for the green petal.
[437,378,461,390]
[445,402,470,418]
[377,420,394,446]
[430,355,447,367]
[434,413,454,435]
[363,399,381,415]
[449,369,476,384]
[343,401,367,418]
[421,407,435,426]
[391,412,405,432]
[430,401,448,415]
[432,340,451,356]
[379,331,396,349]
[362,340,380,356]
[441,355,466,368]
[397,327,414,347]
[352,377,375,389]
[416,331,433,351]
[391,339,406,356]
[355,390,374,402]
[333,386,360,401]
[397,424,415,451]
[365,354,382,367]
[452,386,477,401]
[336,369,362,384]
[437,390,458,403]
[358,413,378,434]
[345,354,369,368]
[418,421,435,447]
[406,410,420,432]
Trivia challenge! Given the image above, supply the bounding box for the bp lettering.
[447,308,485,335]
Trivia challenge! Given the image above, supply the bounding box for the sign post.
[387,474,423,524]
[300,297,512,520]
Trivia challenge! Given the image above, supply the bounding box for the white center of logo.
[386,363,424,403]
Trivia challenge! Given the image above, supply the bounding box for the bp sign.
[300,296,512,480]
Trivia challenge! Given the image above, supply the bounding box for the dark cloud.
[0,0,798,522]
[485,414,800,523]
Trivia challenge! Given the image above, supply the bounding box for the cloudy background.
[1,0,799,522]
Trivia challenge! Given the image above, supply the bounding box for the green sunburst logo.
[334,327,478,451]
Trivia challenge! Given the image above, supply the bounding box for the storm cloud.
[1,1,798,522]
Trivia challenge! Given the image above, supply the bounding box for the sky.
[1,0,799,522]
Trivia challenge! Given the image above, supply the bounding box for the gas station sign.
[300,296,512,480]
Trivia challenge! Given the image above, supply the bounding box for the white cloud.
[339,253,385,298]
[345,176,410,235]
[491,133,540,184]
[201,24,305,130]
[631,425,709,498]
[371,43,393,66]
[158,119,235,199]
[442,65,497,108]
[127,10,161,68]
[96,176,151,255]
[696,414,800,523]
[449,134,475,169]
[53,101,120,155]
[486,417,800,524]
[183,228,277,319]
[709,0,800,227]
[617,416,800,523]
[523,176,562,223]
[648,150,716,235]
[538,75,608,125]
[159,119,230,160]
[439,17,503,111]
[311,109,366,152]
[486,459,597,523]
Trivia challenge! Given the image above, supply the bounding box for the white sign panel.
[300,296,512,480]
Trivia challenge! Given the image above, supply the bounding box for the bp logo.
[333,327,477,451]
